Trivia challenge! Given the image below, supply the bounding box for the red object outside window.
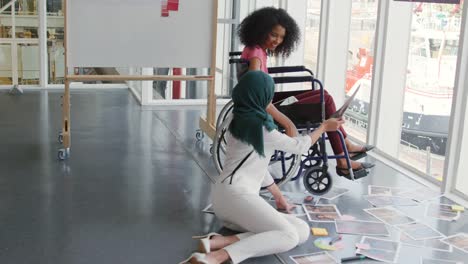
[172,68,182,99]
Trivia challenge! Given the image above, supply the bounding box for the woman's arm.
[308,118,344,143]
[266,183,296,213]
[248,57,262,71]
[263,118,344,155]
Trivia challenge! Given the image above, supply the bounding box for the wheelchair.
[212,52,366,195]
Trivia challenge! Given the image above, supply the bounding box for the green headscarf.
[229,71,278,156]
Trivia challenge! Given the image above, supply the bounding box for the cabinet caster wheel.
[195,130,204,141]
[57,148,69,161]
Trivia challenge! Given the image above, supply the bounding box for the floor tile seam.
[275,253,288,264]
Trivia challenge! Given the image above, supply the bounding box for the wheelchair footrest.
[337,168,369,181]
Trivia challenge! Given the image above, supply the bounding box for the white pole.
[38,0,48,87]
[11,0,18,86]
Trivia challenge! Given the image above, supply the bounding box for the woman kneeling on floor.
[180,71,344,264]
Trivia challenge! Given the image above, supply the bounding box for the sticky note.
[311,227,328,236]
[452,205,465,212]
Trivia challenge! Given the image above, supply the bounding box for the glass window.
[455,98,468,196]
[16,0,38,39]
[343,0,378,143]
[17,43,39,85]
[1,1,39,85]
[47,0,64,84]
[304,0,321,75]
[0,43,12,85]
[0,1,13,39]
[48,40,64,84]
[398,2,463,181]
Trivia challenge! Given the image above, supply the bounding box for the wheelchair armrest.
[273,76,313,84]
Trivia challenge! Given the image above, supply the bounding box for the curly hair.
[237,7,300,58]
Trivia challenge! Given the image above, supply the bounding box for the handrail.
[0,0,15,14]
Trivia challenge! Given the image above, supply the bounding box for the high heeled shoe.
[192,232,221,253]
[178,252,209,264]
[336,162,375,180]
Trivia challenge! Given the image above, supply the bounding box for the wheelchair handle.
[273,76,313,84]
[229,51,243,56]
[229,58,249,64]
[268,66,307,74]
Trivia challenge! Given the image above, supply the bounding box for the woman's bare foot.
[336,157,368,170]
[205,249,231,264]
[345,139,367,153]
[209,235,239,251]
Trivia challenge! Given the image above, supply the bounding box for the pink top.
[241,45,269,73]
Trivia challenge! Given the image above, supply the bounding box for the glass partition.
[0,1,13,39]
[0,43,12,84]
[17,42,39,84]
[343,0,378,143]
[398,2,462,182]
[47,0,64,84]
[455,99,468,196]
[304,0,321,75]
[1,0,39,86]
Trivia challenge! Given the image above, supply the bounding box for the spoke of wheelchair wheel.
[271,150,278,162]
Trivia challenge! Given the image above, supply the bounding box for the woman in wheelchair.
[180,71,344,264]
[237,7,374,176]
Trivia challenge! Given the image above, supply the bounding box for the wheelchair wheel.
[291,144,322,181]
[303,166,332,195]
[265,150,300,191]
[216,100,234,130]
[213,114,300,192]
[213,114,232,173]
[302,144,322,169]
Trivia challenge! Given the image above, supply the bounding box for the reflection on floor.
[0,90,466,264]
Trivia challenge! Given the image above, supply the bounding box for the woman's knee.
[279,227,301,249]
[296,220,310,244]
[282,216,310,245]
[324,93,335,104]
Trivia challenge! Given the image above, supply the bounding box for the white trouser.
[212,191,310,264]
